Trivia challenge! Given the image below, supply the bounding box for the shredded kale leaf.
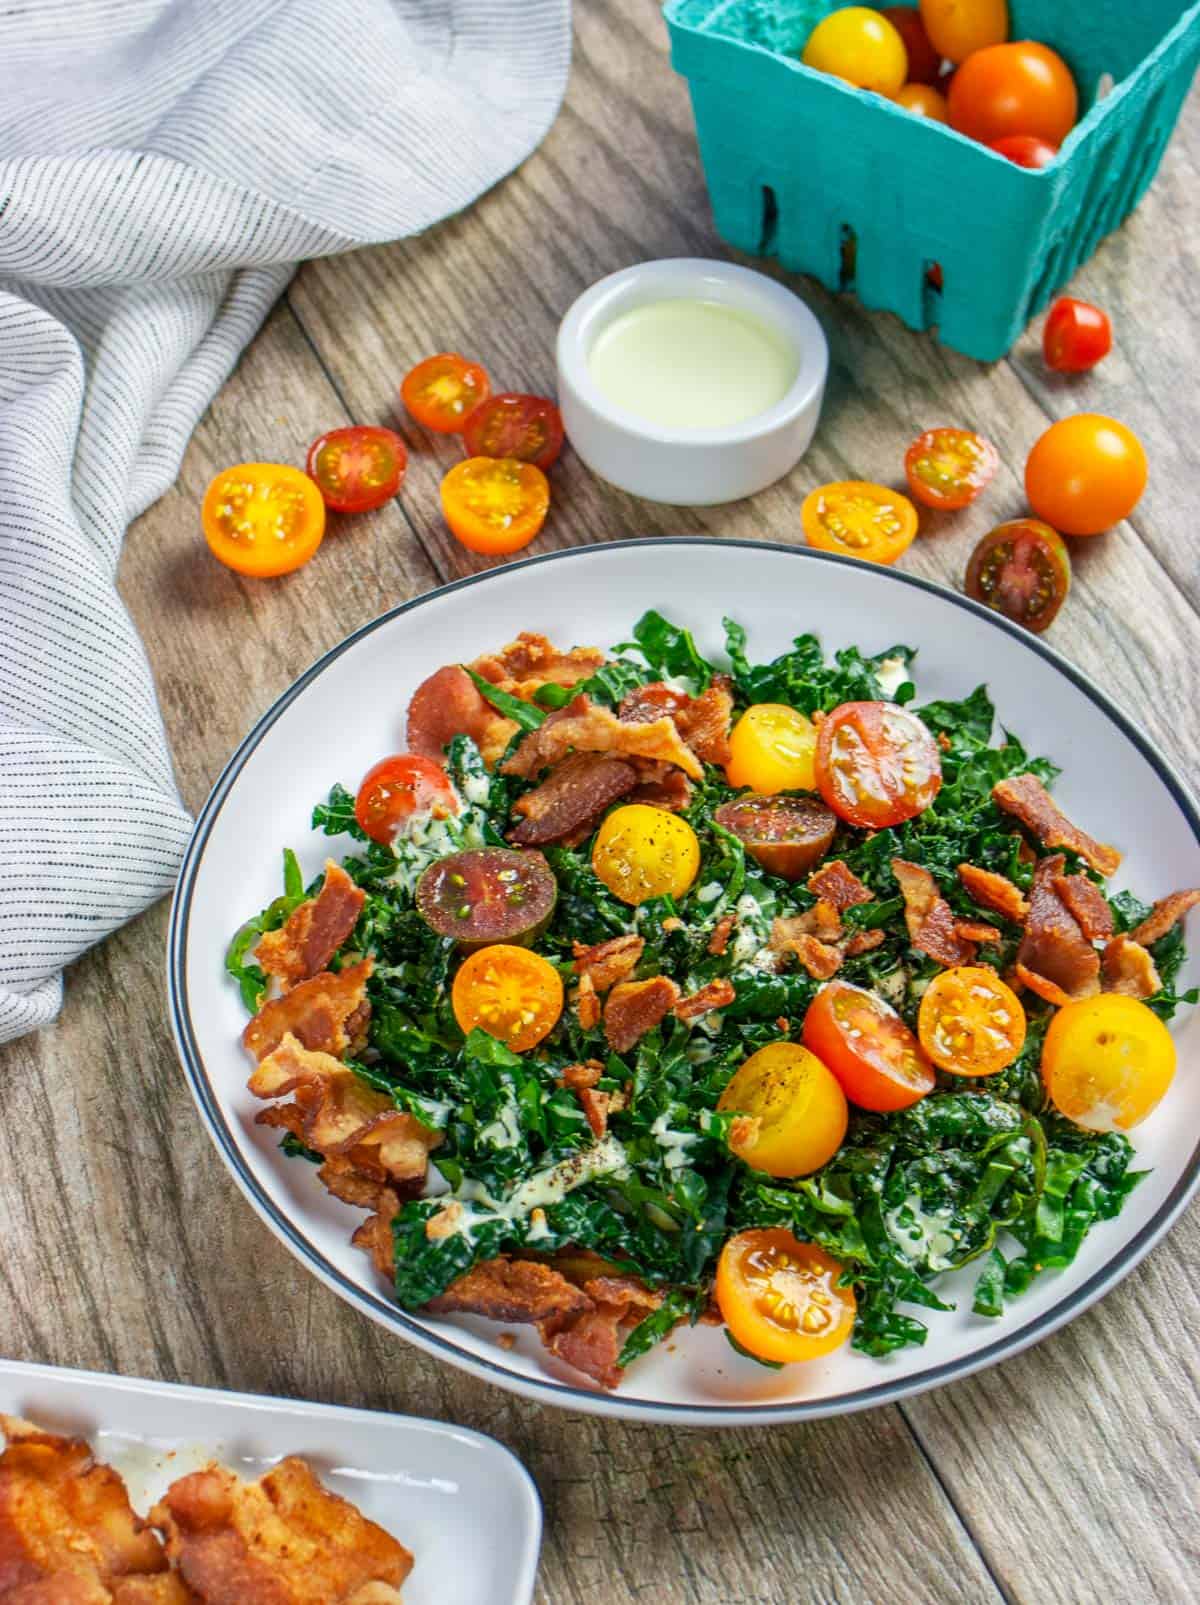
[464,667,546,731]
[724,618,915,713]
[620,609,713,691]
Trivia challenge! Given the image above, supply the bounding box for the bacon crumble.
[807,860,874,912]
[674,978,736,1020]
[255,860,365,991]
[1053,873,1115,942]
[573,934,645,992]
[957,862,1029,923]
[508,752,638,846]
[502,694,704,782]
[242,959,373,1062]
[603,975,681,1053]
[892,859,974,967]
[1014,854,1100,1005]
[992,773,1122,877]
[1129,888,1200,947]
[1100,935,1162,999]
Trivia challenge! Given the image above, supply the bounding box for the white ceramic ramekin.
[556,258,828,506]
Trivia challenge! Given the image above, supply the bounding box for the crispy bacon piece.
[509,752,637,846]
[892,859,975,967]
[957,862,1029,923]
[1129,888,1200,946]
[843,928,886,957]
[242,959,372,1062]
[559,1060,604,1090]
[149,1457,412,1605]
[1100,935,1162,999]
[573,934,645,992]
[1053,874,1114,941]
[502,695,703,782]
[625,760,693,812]
[255,861,364,990]
[351,1188,403,1279]
[790,935,844,979]
[603,976,681,1053]
[249,1033,440,1199]
[992,773,1122,877]
[574,972,601,1031]
[707,914,735,956]
[0,1417,170,1596]
[540,1276,663,1390]
[427,1258,592,1325]
[674,978,736,1020]
[807,860,874,912]
[406,663,517,768]
[577,1087,610,1139]
[954,920,1003,945]
[470,632,605,700]
[1014,854,1100,1005]
[619,677,734,767]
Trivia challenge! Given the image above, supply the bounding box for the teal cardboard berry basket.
[664,1,1200,360]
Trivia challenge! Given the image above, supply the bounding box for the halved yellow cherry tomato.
[591,804,700,905]
[717,1042,848,1177]
[918,966,1026,1077]
[441,456,550,555]
[451,943,563,1053]
[802,481,918,565]
[1042,994,1175,1132]
[725,703,818,793]
[202,463,325,577]
[716,1229,856,1363]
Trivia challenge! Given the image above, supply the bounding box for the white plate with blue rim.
[168,539,1200,1425]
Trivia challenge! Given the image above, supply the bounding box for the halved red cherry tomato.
[401,353,490,433]
[803,980,936,1112]
[440,457,550,555]
[883,8,940,84]
[904,427,998,510]
[918,966,1026,1077]
[354,754,459,844]
[948,41,1078,147]
[988,133,1058,168]
[462,393,564,471]
[305,426,407,514]
[801,482,918,565]
[1043,297,1112,372]
[716,1230,855,1364]
[965,519,1070,633]
[202,463,325,578]
[814,701,942,827]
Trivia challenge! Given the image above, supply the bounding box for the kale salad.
[227,614,1196,1389]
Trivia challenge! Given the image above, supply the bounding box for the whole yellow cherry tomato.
[726,704,818,794]
[592,804,700,906]
[716,1230,856,1363]
[718,1042,848,1177]
[802,7,909,97]
[1042,994,1175,1132]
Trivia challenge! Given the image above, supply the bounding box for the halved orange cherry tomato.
[947,41,1078,147]
[919,0,1008,64]
[1042,994,1175,1132]
[895,82,949,121]
[305,426,407,514]
[815,701,942,827]
[440,457,550,556]
[803,980,936,1111]
[202,463,325,578]
[451,943,564,1052]
[1043,297,1112,373]
[904,427,998,511]
[725,703,818,794]
[716,1230,856,1364]
[883,8,940,84]
[717,1042,848,1178]
[965,519,1070,633]
[1024,413,1147,536]
[989,133,1058,168]
[354,754,459,845]
[917,966,1026,1077]
[401,353,490,433]
[462,393,565,471]
[802,482,918,565]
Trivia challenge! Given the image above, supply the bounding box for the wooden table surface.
[4,7,1199,1600]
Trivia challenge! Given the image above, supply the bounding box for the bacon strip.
[844,928,886,957]
[992,773,1122,877]
[406,663,518,768]
[1053,874,1114,941]
[807,860,874,912]
[1129,888,1200,946]
[789,934,844,979]
[470,632,605,700]
[1101,935,1162,999]
[255,860,364,990]
[707,914,735,956]
[427,1258,592,1325]
[958,862,1029,922]
[626,760,693,812]
[954,920,1003,945]
[892,859,974,967]
[577,1087,610,1139]
[502,695,703,781]
[508,752,637,846]
[242,959,372,1062]
[573,934,644,992]
[674,978,736,1019]
[539,1275,663,1390]
[1014,854,1100,1005]
[619,677,734,767]
[559,1060,604,1090]
[604,976,681,1053]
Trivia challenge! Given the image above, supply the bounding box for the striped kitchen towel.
[0,0,571,1043]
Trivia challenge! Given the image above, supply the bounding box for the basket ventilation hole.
[760,185,779,255]
[839,224,857,290]
[924,261,943,296]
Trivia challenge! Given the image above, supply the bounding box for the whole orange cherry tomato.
[1024,414,1147,536]
[917,966,1026,1076]
[883,8,940,83]
[202,463,325,578]
[948,41,1078,147]
[815,701,942,827]
[451,944,563,1052]
[803,981,936,1111]
[1043,297,1112,373]
[801,481,919,565]
[919,0,1007,64]
[896,82,949,120]
[904,427,998,510]
[401,353,490,433]
[440,457,550,555]
[716,1230,856,1364]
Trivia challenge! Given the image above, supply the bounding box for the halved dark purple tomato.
[713,795,837,881]
[965,519,1071,634]
[416,848,557,950]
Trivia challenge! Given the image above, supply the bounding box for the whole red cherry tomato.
[882,8,941,84]
[988,133,1059,168]
[1043,297,1112,373]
